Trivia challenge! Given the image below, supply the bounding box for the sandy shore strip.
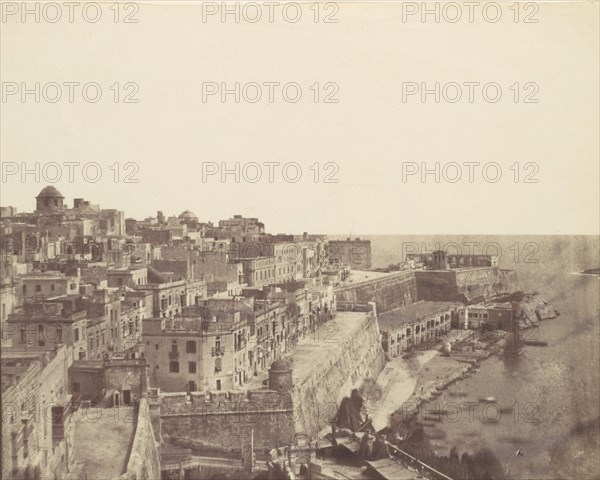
[365,329,507,435]
[365,350,437,431]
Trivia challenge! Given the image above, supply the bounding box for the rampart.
[415,267,519,303]
[154,311,385,451]
[157,389,295,451]
[291,310,385,438]
[335,271,417,313]
[119,398,161,480]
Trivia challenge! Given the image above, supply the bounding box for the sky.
[1,1,599,235]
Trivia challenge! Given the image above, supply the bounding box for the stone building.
[118,289,154,352]
[15,271,80,307]
[242,256,277,287]
[377,301,461,359]
[143,314,239,392]
[1,345,74,480]
[134,266,187,318]
[5,301,88,362]
[407,250,498,270]
[69,354,148,407]
[328,238,372,270]
[107,266,148,288]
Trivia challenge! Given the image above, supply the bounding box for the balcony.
[211,346,225,357]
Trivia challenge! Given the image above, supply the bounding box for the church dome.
[36,186,64,198]
[179,210,198,221]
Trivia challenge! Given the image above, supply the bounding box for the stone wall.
[291,311,386,438]
[119,398,161,480]
[413,270,458,302]
[154,313,385,450]
[104,358,148,404]
[158,390,295,451]
[416,267,519,303]
[335,271,417,313]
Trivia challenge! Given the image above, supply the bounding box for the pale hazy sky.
[1,1,598,235]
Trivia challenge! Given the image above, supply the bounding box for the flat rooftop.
[290,311,373,383]
[336,270,400,288]
[378,301,461,331]
[73,406,136,479]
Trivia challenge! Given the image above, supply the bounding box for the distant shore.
[580,268,600,276]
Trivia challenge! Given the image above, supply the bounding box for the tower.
[268,358,293,392]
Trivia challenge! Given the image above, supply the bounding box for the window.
[23,285,27,294]
[171,343,178,353]
[188,362,196,373]
[57,328,63,343]
[215,357,222,372]
[155,344,159,350]
[186,341,196,353]
[74,328,79,342]
[216,379,221,391]
[50,284,55,292]
[73,382,80,393]
[169,361,179,373]
[51,406,65,440]
[188,381,197,392]
[35,284,41,293]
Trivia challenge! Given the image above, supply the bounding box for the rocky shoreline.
[386,291,561,436]
[516,293,560,329]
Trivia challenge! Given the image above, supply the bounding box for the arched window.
[215,357,222,372]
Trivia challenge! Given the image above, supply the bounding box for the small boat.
[479,396,497,403]
[523,340,548,347]
[423,414,441,422]
[416,421,435,427]
[448,391,468,398]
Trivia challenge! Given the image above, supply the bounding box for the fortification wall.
[414,270,458,301]
[416,267,520,303]
[155,313,385,450]
[335,271,417,313]
[158,390,295,451]
[119,399,161,480]
[292,312,386,438]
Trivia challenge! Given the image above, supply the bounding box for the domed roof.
[179,210,198,220]
[270,358,292,372]
[36,185,64,198]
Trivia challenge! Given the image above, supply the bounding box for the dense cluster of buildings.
[0,187,370,479]
[1,187,517,480]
